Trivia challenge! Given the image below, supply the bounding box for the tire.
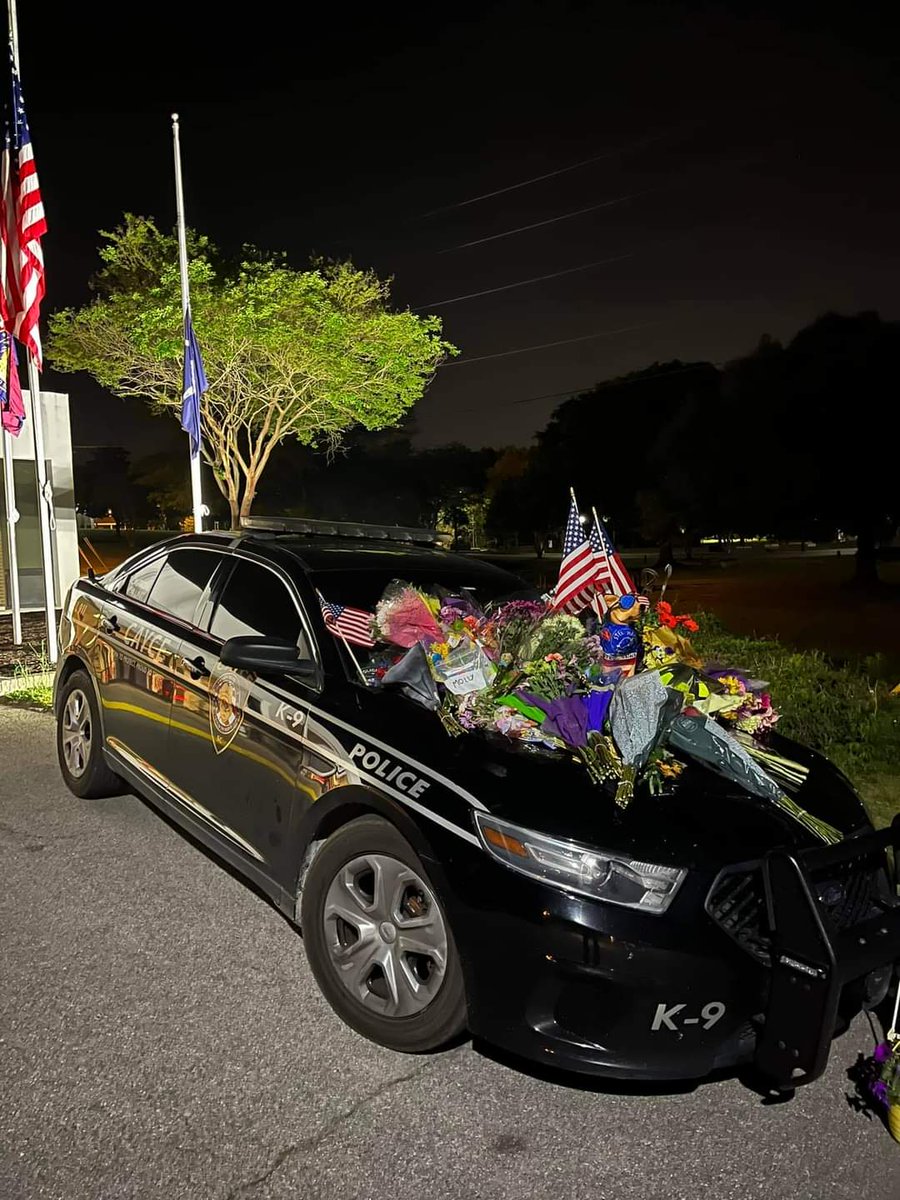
[301,815,467,1053]
[56,669,123,799]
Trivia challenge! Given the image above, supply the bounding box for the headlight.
[475,812,686,914]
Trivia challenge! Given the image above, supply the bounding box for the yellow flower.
[718,675,743,695]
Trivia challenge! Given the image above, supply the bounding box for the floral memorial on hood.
[335,495,842,846]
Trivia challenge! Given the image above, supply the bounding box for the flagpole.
[2,428,22,642]
[171,113,204,534]
[590,505,608,619]
[2,10,23,646]
[315,589,368,685]
[7,0,58,662]
[568,486,602,620]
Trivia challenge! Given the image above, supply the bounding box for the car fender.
[53,650,102,718]
[291,783,462,924]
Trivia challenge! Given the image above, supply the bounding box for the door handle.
[181,655,209,680]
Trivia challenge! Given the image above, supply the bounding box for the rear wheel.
[56,669,123,799]
[301,815,467,1052]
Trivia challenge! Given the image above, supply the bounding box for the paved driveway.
[0,708,896,1200]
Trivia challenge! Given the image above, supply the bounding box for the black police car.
[53,518,900,1089]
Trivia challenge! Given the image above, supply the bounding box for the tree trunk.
[228,498,240,530]
[238,472,259,527]
[656,540,675,570]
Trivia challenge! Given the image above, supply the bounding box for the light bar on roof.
[240,515,440,546]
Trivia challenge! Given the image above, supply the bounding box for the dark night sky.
[18,0,900,456]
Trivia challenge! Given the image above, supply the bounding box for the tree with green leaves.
[49,215,457,527]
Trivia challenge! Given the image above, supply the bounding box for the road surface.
[1,708,896,1200]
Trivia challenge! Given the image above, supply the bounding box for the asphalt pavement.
[1,708,897,1200]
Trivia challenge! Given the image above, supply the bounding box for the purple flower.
[874,1042,892,1064]
[586,689,613,733]
[871,1080,889,1105]
[493,599,546,627]
[515,691,590,748]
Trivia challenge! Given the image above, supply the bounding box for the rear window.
[145,549,220,625]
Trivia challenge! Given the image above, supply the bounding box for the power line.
[414,130,675,220]
[412,251,634,310]
[439,188,655,253]
[445,322,655,367]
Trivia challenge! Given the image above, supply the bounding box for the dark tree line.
[77,311,898,583]
[487,311,899,580]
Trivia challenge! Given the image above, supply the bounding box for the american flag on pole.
[0,329,24,434]
[1,42,46,367]
[550,495,597,614]
[317,591,376,648]
[590,512,638,604]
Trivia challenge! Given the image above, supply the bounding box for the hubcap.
[323,853,449,1018]
[62,689,92,779]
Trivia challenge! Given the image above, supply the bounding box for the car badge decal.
[209,666,246,755]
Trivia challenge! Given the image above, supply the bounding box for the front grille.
[706,868,772,964]
[706,850,885,967]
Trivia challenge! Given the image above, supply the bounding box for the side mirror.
[220,635,317,679]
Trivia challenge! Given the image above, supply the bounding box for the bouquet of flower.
[869,1038,900,1112]
[709,670,780,736]
[642,602,703,670]
[374,582,442,648]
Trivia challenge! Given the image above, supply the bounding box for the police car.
[53,518,900,1089]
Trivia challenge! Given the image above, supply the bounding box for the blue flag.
[181,308,208,459]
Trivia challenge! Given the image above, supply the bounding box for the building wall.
[0,390,79,610]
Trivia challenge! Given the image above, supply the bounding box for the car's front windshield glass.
[309,561,536,682]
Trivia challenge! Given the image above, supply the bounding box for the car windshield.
[309,559,535,680]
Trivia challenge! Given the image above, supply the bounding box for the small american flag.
[590,514,639,606]
[550,496,597,614]
[317,591,376,648]
[1,44,46,367]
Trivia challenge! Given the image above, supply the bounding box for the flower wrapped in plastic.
[374,581,442,648]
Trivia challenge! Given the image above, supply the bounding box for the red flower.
[682,618,699,633]
[375,667,387,679]
[659,613,677,629]
[657,601,673,616]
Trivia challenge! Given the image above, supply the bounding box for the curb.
[0,670,54,696]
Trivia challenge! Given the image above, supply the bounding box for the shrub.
[692,614,890,779]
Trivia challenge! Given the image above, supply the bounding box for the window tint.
[145,549,219,624]
[210,559,311,653]
[122,557,164,604]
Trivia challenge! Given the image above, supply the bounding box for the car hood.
[442,729,871,871]
[348,689,870,872]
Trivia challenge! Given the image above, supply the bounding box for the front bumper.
[446,816,900,1087]
[754,815,900,1089]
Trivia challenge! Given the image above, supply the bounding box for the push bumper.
[755,814,900,1089]
[446,817,899,1086]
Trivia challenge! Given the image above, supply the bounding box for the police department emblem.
[209,667,246,755]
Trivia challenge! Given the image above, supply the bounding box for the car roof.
[113,532,526,593]
[242,534,526,586]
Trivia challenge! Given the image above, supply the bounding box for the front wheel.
[56,669,123,799]
[300,815,467,1052]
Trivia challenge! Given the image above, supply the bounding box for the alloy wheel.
[323,853,449,1018]
[62,688,92,779]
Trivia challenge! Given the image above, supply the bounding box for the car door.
[96,548,218,776]
[167,552,321,885]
